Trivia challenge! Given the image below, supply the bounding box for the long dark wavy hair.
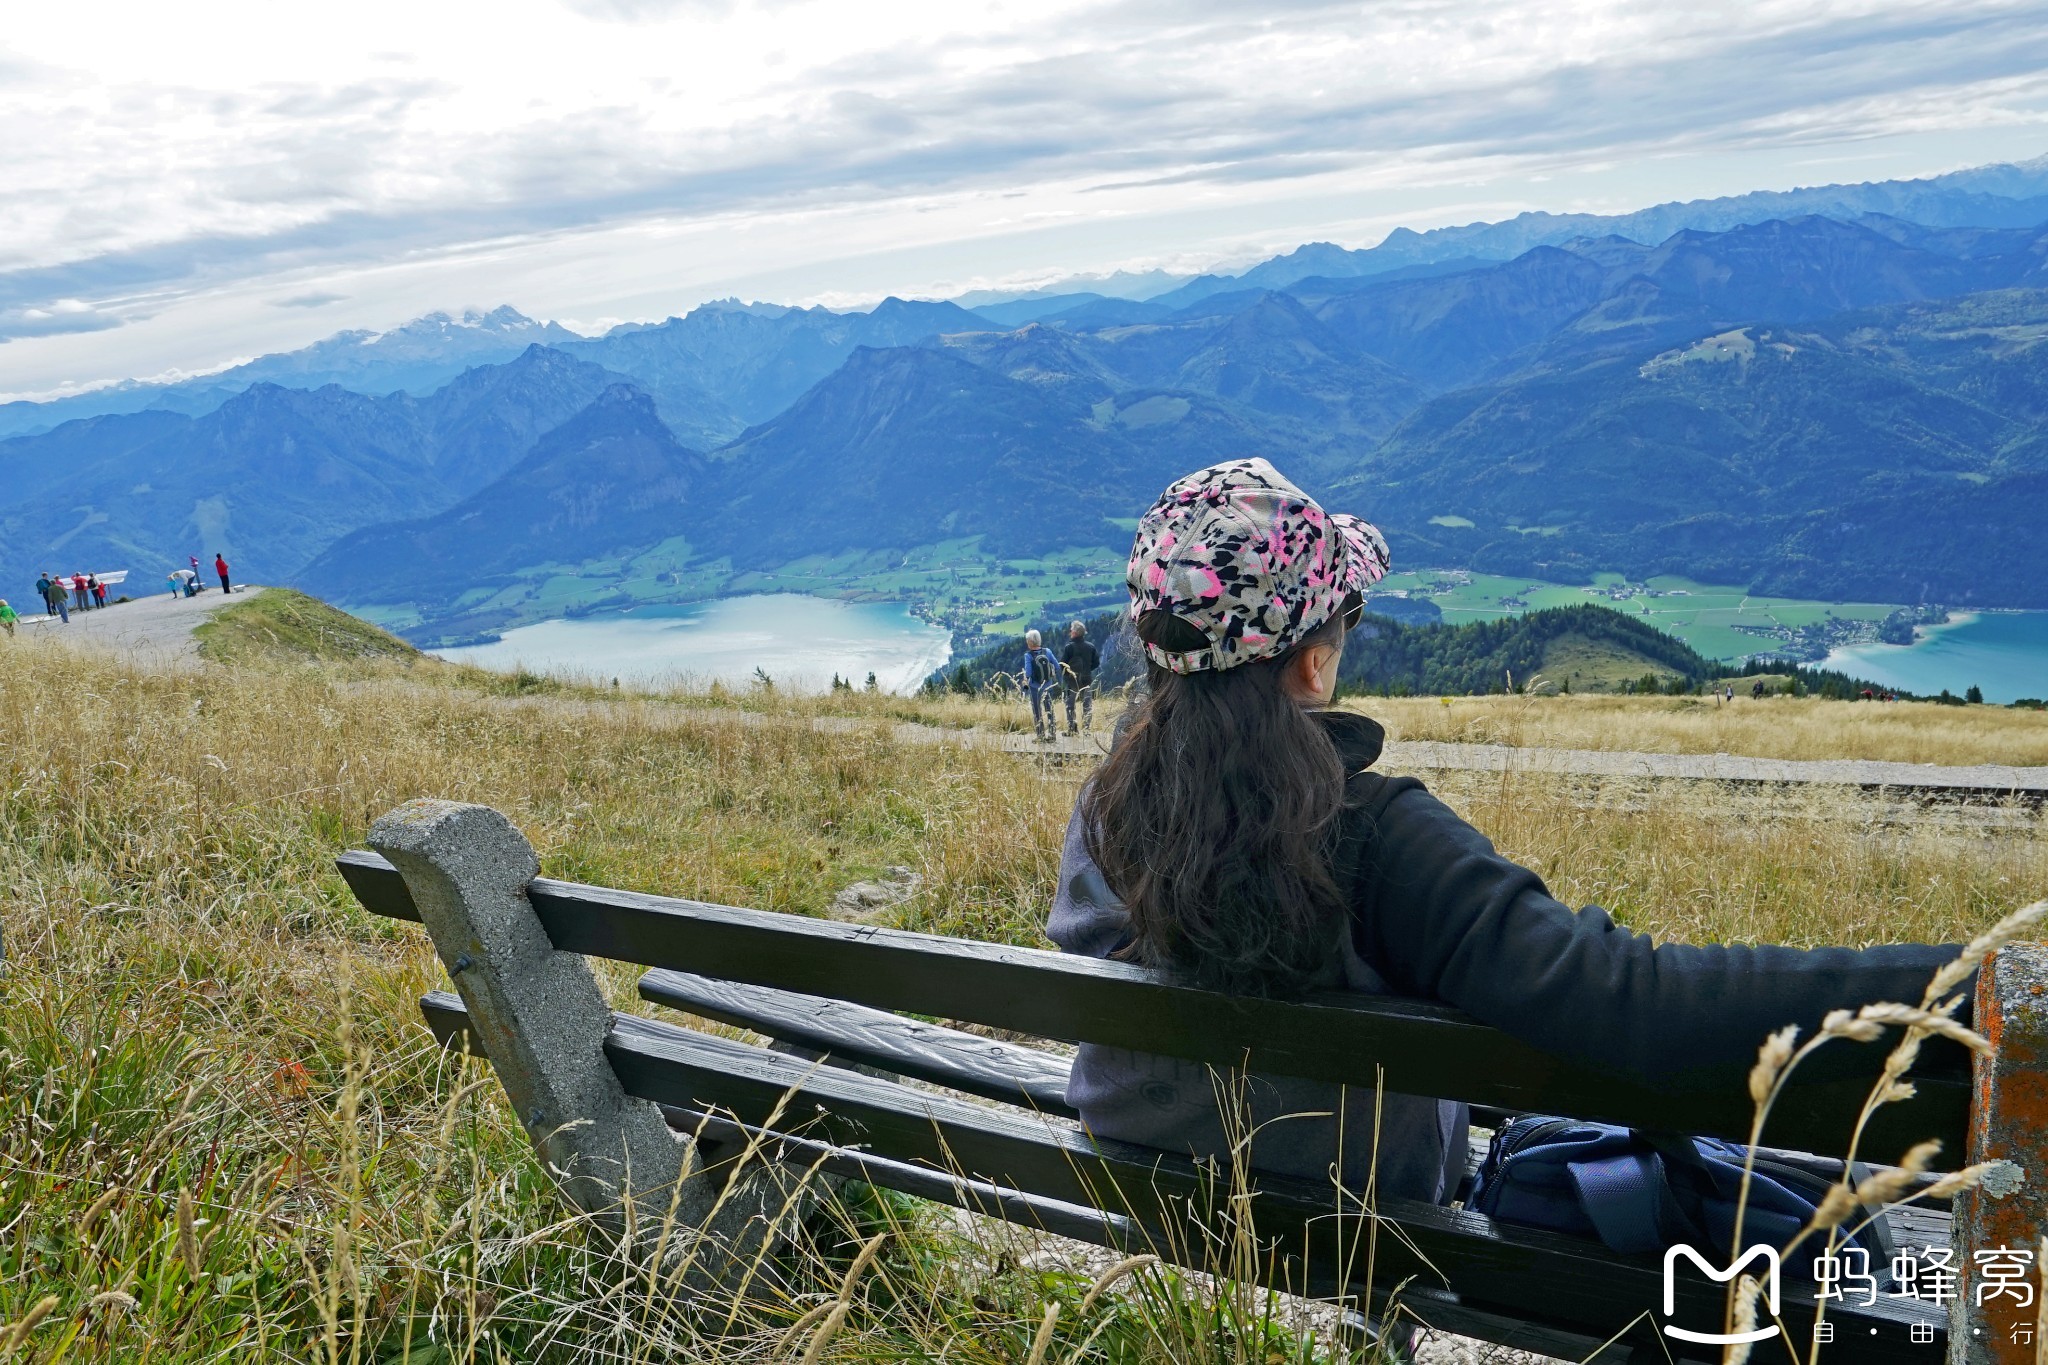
[1082,608,1353,998]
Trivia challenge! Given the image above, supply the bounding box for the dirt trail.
[1384,737,2048,803]
[11,584,266,665]
[472,691,2048,807]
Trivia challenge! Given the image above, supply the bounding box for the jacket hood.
[1316,708,1386,773]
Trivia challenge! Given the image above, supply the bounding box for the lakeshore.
[1824,610,2048,703]
[429,593,953,693]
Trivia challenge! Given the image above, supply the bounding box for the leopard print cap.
[1127,458,1389,673]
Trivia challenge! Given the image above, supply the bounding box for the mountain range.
[9,154,2048,639]
[0,307,582,440]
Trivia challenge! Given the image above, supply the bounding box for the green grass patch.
[1375,570,1904,663]
[1540,631,1685,691]
[195,589,421,665]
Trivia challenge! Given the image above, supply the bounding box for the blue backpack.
[1467,1116,1897,1279]
[1025,647,1060,689]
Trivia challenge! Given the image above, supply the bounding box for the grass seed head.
[1723,1275,1764,1365]
[1820,1008,1886,1043]
[1749,1025,1800,1104]
[1,1296,61,1351]
[176,1186,201,1280]
[1810,1183,1860,1230]
[1924,898,2048,1004]
[1856,1002,1992,1054]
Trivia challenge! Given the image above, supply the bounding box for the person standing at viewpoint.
[40,574,67,623]
[1022,629,1062,742]
[72,573,90,611]
[215,553,232,595]
[1060,620,1100,736]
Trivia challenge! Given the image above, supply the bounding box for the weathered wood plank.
[346,850,1968,1158]
[422,991,1953,1258]
[339,847,422,922]
[1952,942,2048,1365]
[598,1009,1947,1363]
[656,1101,1137,1249]
[637,968,1077,1117]
[416,990,1946,1362]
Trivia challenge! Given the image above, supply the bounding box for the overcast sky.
[5,0,2048,398]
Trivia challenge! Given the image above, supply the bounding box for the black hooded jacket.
[1047,709,1967,1204]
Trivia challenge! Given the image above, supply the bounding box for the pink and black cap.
[1126,458,1389,674]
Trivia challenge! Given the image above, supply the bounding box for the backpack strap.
[1565,1149,1707,1258]
[1640,1133,1903,1277]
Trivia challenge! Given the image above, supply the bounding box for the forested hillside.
[934,604,1898,699]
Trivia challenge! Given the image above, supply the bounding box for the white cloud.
[1,0,2046,389]
[0,297,128,341]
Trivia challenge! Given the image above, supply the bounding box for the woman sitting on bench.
[1048,458,1964,1205]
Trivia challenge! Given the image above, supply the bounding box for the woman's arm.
[1350,779,1971,1094]
[1046,799,1132,960]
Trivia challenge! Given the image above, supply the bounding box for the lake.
[432,595,953,694]
[1823,611,2048,703]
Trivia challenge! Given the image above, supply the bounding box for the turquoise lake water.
[1823,611,2048,703]
[431,595,953,694]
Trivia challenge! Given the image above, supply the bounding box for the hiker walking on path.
[1047,455,1971,1219]
[214,553,232,595]
[1022,629,1061,742]
[0,599,16,639]
[35,574,57,618]
[1060,619,1099,735]
[39,574,67,623]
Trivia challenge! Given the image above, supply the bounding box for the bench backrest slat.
[338,850,1970,1157]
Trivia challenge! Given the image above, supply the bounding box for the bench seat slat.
[633,973,1956,1214]
[659,1101,1137,1249]
[637,968,1078,1118]
[664,1098,1675,1365]
[343,849,1968,1159]
[423,991,1954,1291]
[415,991,1947,1361]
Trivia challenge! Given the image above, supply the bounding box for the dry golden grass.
[2,635,2042,1362]
[0,639,1098,1364]
[1354,690,2048,767]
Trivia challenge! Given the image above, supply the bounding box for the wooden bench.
[341,799,2047,1364]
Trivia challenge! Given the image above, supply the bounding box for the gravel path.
[11,584,265,665]
[480,694,2048,803]
[1384,737,2048,802]
[999,729,2048,801]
